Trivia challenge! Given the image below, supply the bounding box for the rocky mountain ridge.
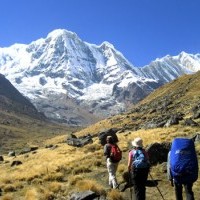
[0,29,200,125]
[0,74,44,119]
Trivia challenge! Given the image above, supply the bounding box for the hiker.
[104,135,122,189]
[128,137,150,200]
[167,138,198,200]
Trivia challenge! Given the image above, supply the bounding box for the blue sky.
[0,0,200,66]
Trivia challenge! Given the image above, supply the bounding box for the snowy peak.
[178,51,200,72]
[140,51,200,83]
[47,29,77,38]
[152,51,200,73]
[99,41,115,50]
[0,29,200,125]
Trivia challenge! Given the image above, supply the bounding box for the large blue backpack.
[170,138,198,184]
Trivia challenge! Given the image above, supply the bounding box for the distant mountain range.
[0,29,200,125]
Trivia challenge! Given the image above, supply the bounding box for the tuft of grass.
[76,179,106,196]
[43,172,64,182]
[91,158,103,167]
[107,189,125,200]
[41,191,55,200]
[1,194,14,200]
[72,166,92,175]
[48,182,62,193]
[30,178,43,185]
[24,188,39,200]
[68,175,83,186]
[1,175,13,185]
[3,184,16,192]
[84,142,102,153]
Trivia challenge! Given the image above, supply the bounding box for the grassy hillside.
[0,73,79,154]
[0,127,199,200]
[0,108,80,154]
[0,72,200,199]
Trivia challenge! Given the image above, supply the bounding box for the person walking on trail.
[128,137,150,200]
[104,135,122,189]
[167,138,198,200]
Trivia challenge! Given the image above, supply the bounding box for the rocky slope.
[76,70,200,138]
[0,74,44,119]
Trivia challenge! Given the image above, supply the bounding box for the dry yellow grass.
[0,126,199,199]
[24,188,39,200]
[1,194,14,200]
[76,179,106,195]
[68,174,84,186]
[107,189,124,200]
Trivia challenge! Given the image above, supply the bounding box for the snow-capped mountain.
[140,52,200,82]
[0,29,200,125]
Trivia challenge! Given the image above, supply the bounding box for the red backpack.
[110,144,122,163]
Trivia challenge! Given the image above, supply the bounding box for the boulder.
[8,151,16,157]
[193,112,200,119]
[11,160,22,167]
[0,155,4,161]
[98,128,119,146]
[192,104,200,119]
[19,147,38,155]
[146,142,171,165]
[68,190,100,200]
[45,144,54,148]
[66,134,93,147]
[66,133,77,140]
[164,114,183,127]
[184,118,198,126]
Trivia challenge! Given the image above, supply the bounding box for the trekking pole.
[149,172,165,200]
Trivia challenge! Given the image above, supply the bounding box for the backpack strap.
[104,143,112,158]
[107,144,116,158]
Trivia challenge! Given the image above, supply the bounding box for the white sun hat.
[132,137,143,147]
